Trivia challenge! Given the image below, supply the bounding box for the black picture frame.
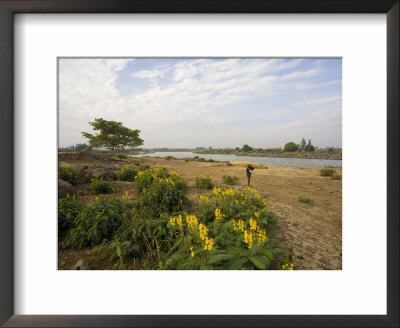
[0,1,398,327]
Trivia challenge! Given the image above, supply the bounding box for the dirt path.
[59,154,342,270]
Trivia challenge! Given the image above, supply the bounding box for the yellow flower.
[198,223,208,240]
[204,237,214,251]
[244,229,253,249]
[215,208,225,220]
[95,196,99,201]
[177,215,183,227]
[186,214,198,227]
[169,216,176,227]
[233,219,244,232]
[254,211,260,219]
[249,218,257,230]
[190,246,195,257]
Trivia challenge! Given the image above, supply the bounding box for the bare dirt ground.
[59,154,342,270]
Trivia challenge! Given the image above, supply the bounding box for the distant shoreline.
[193,150,342,160]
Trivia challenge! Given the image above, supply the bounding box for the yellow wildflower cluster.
[243,227,267,248]
[244,229,254,248]
[66,193,76,200]
[121,190,130,200]
[204,237,214,251]
[199,194,209,203]
[91,174,103,182]
[190,246,195,257]
[214,208,225,220]
[212,186,222,196]
[170,170,178,176]
[222,188,235,197]
[186,214,198,227]
[282,263,294,270]
[249,218,257,230]
[169,214,183,227]
[233,219,245,232]
[198,223,208,240]
[156,177,175,185]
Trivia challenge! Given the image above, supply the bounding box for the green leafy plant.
[284,142,298,152]
[195,175,214,189]
[116,153,128,159]
[222,175,239,185]
[164,186,288,270]
[165,156,175,160]
[90,176,114,194]
[320,168,336,177]
[135,168,188,217]
[117,167,138,182]
[65,198,134,249]
[58,194,82,231]
[58,164,79,185]
[298,197,314,205]
[331,174,342,180]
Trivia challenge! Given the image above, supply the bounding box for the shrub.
[116,153,128,159]
[227,162,233,166]
[135,168,188,217]
[165,156,175,160]
[331,174,342,180]
[208,159,215,162]
[198,158,206,162]
[193,155,199,160]
[184,159,190,162]
[284,142,298,152]
[298,197,314,205]
[65,198,134,249]
[139,164,150,171]
[117,167,138,182]
[195,175,214,189]
[90,176,114,194]
[222,175,239,185]
[320,168,335,177]
[135,162,141,166]
[58,164,79,185]
[58,194,82,231]
[165,186,288,270]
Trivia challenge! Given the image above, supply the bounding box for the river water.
[130,151,342,168]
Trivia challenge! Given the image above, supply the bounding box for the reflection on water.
[131,152,342,168]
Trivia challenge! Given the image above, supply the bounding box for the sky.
[58,58,342,149]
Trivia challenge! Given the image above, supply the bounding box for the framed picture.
[0,0,398,327]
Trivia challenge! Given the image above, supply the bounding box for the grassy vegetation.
[117,167,138,182]
[59,167,291,270]
[222,175,240,185]
[90,177,114,194]
[320,168,336,177]
[330,174,342,180]
[58,164,79,185]
[195,175,214,189]
[298,197,314,205]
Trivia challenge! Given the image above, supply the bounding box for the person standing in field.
[246,165,254,186]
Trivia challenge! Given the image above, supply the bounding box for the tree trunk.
[76,141,103,159]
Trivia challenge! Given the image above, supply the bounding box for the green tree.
[283,142,298,152]
[300,138,306,151]
[242,144,253,152]
[79,118,143,157]
[304,139,315,152]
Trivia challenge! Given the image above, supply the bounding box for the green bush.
[90,176,114,194]
[165,186,288,270]
[208,159,215,162]
[193,156,199,160]
[331,174,342,180]
[117,167,138,182]
[298,197,314,205]
[65,198,134,249]
[116,153,128,159]
[165,156,175,160]
[185,159,190,162]
[58,194,82,231]
[283,142,298,152]
[195,175,214,189]
[58,165,79,185]
[135,168,188,217]
[198,158,206,162]
[227,162,233,166]
[320,168,335,177]
[222,175,239,185]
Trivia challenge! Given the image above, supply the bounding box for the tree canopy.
[81,118,144,151]
[283,142,298,152]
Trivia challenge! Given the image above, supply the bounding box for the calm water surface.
[131,152,342,168]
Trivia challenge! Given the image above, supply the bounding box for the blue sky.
[59,58,342,148]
